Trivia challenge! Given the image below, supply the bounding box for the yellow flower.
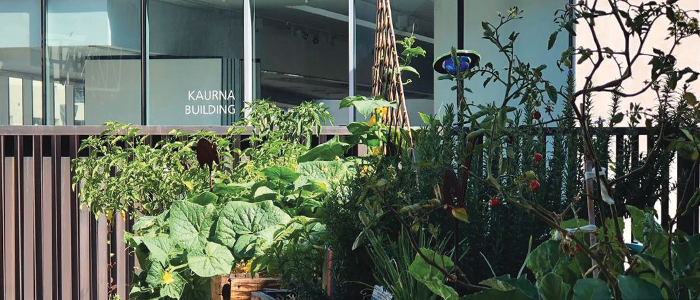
[244,262,252,273]
[162,271,174,284]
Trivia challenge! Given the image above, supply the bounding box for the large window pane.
[0,0,41,125]
[253,0,348,120]
[356,0,434,122]
[47,0,142,125]
[147,0,244,125]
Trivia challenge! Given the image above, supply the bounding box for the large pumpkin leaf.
[215,201,291,251]
[527,240,562,280]
[233,234,258,258]
[341,98,396,118]
[180,276,211,300]
[188,192,218,206]
[143,236,178,264]
[572,279,612,300]
[636,253,674,289]
[618,275,663,300]
[480,275,538,300]
[460,289,534,300]
[671,234,700,277]
[262,166,300,184]
[187,242,234,277]
[169,200,216,251]
[160,270,186,299]
[537,273,571,300]
[408,248,459,300]
[297,140,349,163]
[297,161,351,186]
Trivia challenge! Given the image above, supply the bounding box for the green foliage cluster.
[125,193,289,300]
[72,100,332,218]
[349,1,700,300]
[126,160,351,299]
[408,206,700,300]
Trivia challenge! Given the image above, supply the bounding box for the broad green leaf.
[160,271,186,299]
[169,200,216,251]
[262,166,300,184]
[537,273,571,300]
[297,141,349,163]
[618,275,663,300]
[187,242,234,277]
[401,66,420,77]
[297,161,351,186]
[419,112,431,125]
[527,240,562,279]
[180,276,211,300]
[554,257,583,288]
[460,289,534,300]
[253,186,277,201]
[215,201,290,251]
[212,183,248,196]
[133,216,158,232]
[671,234,700,277]
[408,248,459,300]
[233,234,258,258]
[637,253,674,289]
[145,261,166,287]
[480,275,538,300]
[572,279,612,300]
[349,99,397,118]
[627,205,647,242]
[188,192,218,206]
[143,236,177,264]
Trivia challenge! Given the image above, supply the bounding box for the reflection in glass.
[0,0,41,125]
[47,0,142,125]
[148,0,244,125]
[253,0,348,118]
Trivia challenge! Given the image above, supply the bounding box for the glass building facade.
[1,0,567,126]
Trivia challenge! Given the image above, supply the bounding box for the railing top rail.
[0,125,677,136]
[0,125,354,136]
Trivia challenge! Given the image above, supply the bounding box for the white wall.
[576,0,700,122]
[434,0,569,116]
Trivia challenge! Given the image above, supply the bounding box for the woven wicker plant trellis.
[371,0,413,152]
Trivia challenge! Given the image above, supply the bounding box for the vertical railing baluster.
[52,135,61,299]
[16,135,24,300]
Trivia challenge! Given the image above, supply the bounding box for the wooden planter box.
[211,273,282,300]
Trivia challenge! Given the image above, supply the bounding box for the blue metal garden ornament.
[434,50,481,75]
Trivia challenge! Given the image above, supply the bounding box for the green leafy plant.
[72,123,239,217]
[126,193,291,300]
[358,1,700,300]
